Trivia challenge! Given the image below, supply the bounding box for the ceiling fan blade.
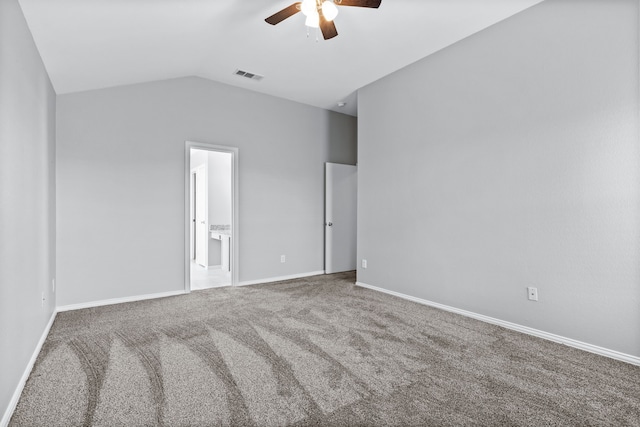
[319,14,338,40]
[265,2,302,25]
[336,0,381,8]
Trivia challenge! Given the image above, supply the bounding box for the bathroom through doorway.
[186,143,238,290]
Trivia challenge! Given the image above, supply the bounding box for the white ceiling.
[19,0,543,116]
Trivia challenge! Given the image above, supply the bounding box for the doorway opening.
[185,142,239,291]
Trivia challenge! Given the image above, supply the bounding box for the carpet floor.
[10,272,640,426]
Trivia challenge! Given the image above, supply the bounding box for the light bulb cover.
[305,10,320,28]
[321,1,339,21]
[300,0,316,16]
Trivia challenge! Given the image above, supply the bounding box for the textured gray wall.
[0,0,56,420]
[56,77,357,306]
[357,0,640,357]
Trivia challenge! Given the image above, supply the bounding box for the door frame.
[184,141,239,291]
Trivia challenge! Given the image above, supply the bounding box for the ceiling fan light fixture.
[305,10,320,28]
[265,0,382,40]
[300,0,316,16]
[322,1,339,21]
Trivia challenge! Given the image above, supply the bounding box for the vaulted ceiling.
[19,0,543,116]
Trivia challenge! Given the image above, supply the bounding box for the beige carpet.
[11,272,640,426]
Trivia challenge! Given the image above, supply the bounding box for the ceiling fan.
[265,0,382,40]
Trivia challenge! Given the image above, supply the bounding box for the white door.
[194,166,208,267]
[325,163,357,274]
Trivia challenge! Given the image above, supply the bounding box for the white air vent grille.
[234,69,264,81]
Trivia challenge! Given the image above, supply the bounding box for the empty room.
[1,0,639,425]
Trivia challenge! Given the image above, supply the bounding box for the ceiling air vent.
[234,69,264,81]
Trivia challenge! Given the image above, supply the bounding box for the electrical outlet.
[362,259,367,269]
[281,255,286,263]
[527,287,538,301]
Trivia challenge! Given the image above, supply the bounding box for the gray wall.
[357,0,640,357]
[57,77,357,306]
[0,0,56,420]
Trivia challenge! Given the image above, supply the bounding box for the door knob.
[327,222,333,226]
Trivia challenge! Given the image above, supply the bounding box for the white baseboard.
[1,310,57,427]
[56,290,187,312]
[356,281,640,367]
[239,271,325,287]
[57,271,326,310]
